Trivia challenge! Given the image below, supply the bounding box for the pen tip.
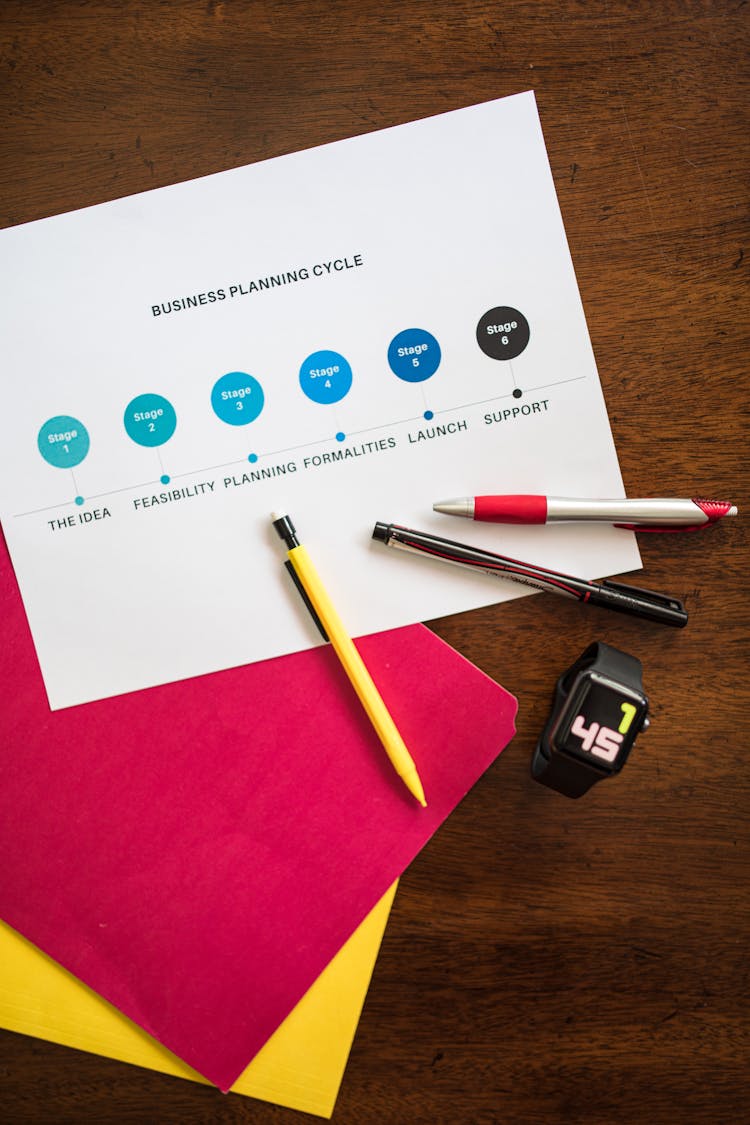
[407,776,427,806]
[433,498,472,518]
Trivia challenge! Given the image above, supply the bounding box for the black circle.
[476,306,530,361]
[512,388,523,399]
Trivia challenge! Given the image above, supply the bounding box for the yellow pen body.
[287,543,427,807]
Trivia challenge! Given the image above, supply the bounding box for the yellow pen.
[271,512,427,807]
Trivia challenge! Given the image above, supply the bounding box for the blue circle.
[160,474,170,484]
[211,372,265,426]
[335,431,346,442]
[124,394,177,447]
[299,350,352,405]
[38,415,90,469]
[248,453,258,463]
[387,328,441,383]
[75,495,85,506]
[423,410,434,420]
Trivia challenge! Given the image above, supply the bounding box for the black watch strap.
[558,642,643,697]
[531,740,604,797]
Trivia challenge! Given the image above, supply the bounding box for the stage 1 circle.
[476,306,530,360]
[38,415,90,468]
[211,372,265,426]
[387,328,441,383]
[299,350,352,405]
[124,394,177,447]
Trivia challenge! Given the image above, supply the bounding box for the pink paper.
[0,534,516,1091]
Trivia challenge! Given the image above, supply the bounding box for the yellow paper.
[0,881,396,1118]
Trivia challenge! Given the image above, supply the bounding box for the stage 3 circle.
[387,328,441,383]
[299,350,352,405]
[124,394,177,447]
[476,307,530,360]
[38,415,90,468]
[211,372,265,426]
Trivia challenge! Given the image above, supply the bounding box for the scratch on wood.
[633,946,662,961]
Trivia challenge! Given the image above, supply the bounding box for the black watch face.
[556,671,648,772]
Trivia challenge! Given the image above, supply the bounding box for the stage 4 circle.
[299,350,353,405]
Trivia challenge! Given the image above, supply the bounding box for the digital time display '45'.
[561,675,646,768]
[569,701,638,763]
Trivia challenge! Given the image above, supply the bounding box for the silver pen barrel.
[546,497,737,526]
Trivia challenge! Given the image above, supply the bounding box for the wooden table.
[2,2,747,1121]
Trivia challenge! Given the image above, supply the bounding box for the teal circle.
[124,394,177,447]
[38,415,90,468]
[299,350,352,405]
[211,372,265,426]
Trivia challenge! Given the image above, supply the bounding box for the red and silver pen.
[432,495,738,531]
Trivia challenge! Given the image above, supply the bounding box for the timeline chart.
[22,307,582,517]
[0,91,640,709]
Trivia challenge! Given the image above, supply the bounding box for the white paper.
[0,91,640,709]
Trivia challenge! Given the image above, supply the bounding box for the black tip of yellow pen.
[271,511,299,549]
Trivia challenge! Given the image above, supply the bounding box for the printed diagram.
[29,305,574,514]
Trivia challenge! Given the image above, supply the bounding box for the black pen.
[372,522,688,628]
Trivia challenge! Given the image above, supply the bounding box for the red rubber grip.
[474,495,548,523]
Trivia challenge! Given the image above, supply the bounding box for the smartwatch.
[532,642,649,797]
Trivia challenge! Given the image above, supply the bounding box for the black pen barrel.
[590,580,688,628]
[373,522,689,628]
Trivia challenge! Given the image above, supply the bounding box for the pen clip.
[284,560,330,642]
[614,523,711,533]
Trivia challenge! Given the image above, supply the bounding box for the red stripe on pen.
[398,535,585,600]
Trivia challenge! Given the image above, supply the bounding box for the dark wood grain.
[1,1,748,1121]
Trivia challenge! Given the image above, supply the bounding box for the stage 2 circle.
[124,394,177,447]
